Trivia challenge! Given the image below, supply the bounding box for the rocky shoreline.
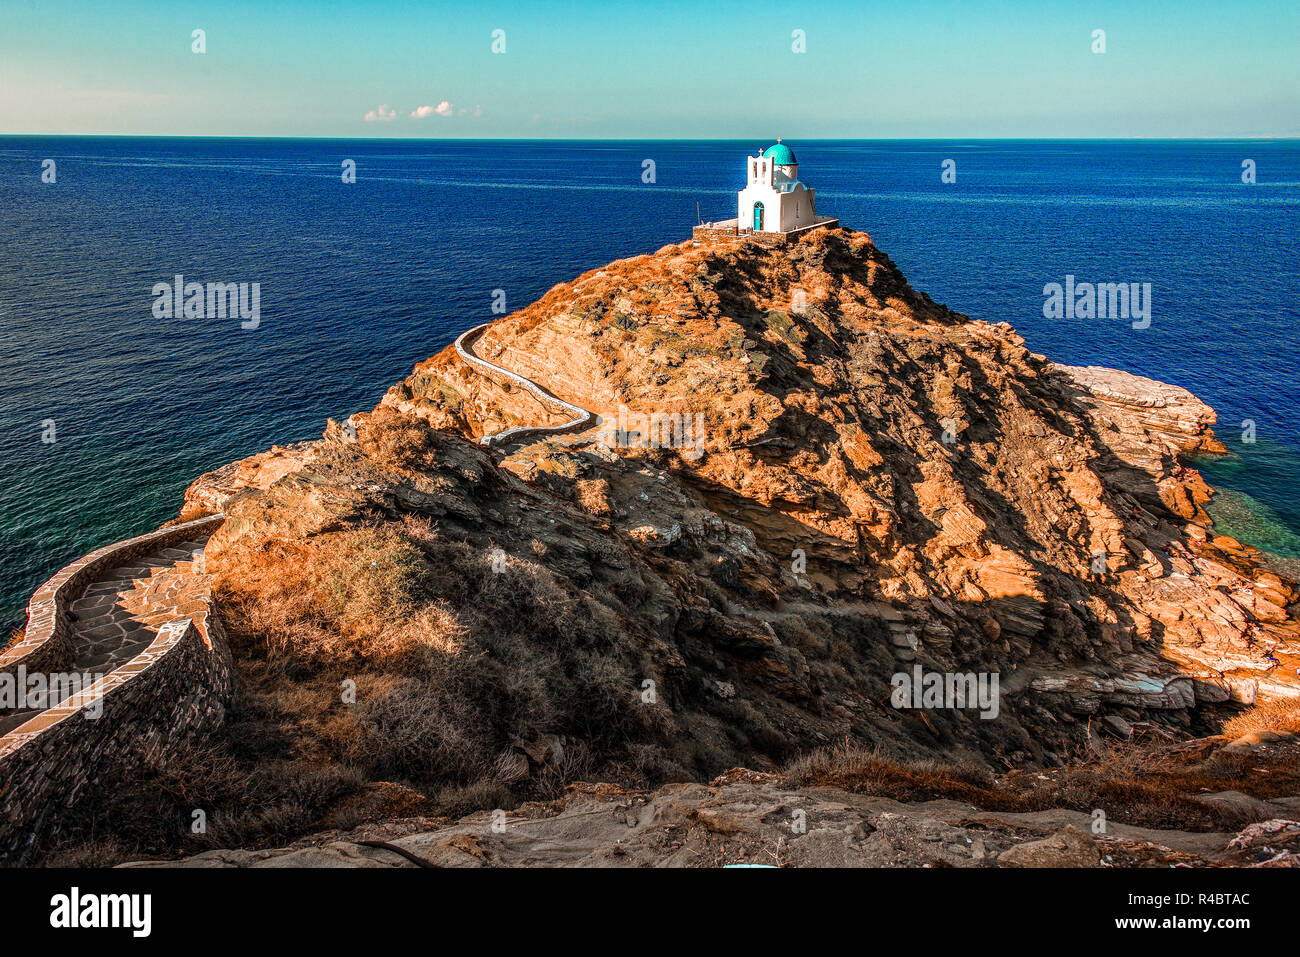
[184,228,1299,762]
[17,227,1300,866]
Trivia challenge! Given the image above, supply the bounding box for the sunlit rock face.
[187,227,1300,774]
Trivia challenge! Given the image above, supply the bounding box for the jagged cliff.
[181,227,1297,787]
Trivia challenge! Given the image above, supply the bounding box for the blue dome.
[762,142,797,166]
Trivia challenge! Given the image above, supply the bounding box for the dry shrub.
[358,409,439,471]
[575,478,612,517]
[349,674,493,783]
[42,741,367,865]
[43,838,133,868]
[433,778,519,819]
[686,808,745,834]
[2,627,23,655]
[49,508,673,863]
[210,515,654,817]
[1221,697,1300,740]
[783,740,1002,806]
[217,524,458,665]
[781,737,1300,832]
[1028,745,1220,829]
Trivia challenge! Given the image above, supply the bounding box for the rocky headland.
[6,227,1299,867]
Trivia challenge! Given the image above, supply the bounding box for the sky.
[1,0,1298,138]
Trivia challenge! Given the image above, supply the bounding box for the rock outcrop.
[123,769,1299,869]
[176,227,1298,784]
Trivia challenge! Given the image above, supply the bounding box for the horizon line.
[3,133,1299,142]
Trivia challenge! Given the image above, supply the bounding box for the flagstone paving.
[0,538,210,736]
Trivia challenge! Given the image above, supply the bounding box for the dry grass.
[1008,746,1227,830]
[2,627,23,654]
[783,740,1006,807]
[575,478,612,517]
[40,512,669,865]
[1221,697,1300,739]
[783,737,1300,832]
[44,741,367,865]
[217,524,461,665]
[358,408,440,471]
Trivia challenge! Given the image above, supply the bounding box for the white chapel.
[696,140,837,240]
[738,140,819,233]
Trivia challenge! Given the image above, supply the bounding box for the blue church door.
[753,202,764,231]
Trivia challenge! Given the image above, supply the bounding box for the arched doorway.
[752,202,764,232]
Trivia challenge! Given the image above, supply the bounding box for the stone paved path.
[454,322,599,449]
[0,537,210,736]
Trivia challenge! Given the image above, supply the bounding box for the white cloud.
[411,101,453,119]
[364,104,397,122]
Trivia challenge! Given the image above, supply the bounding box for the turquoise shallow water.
[1195,439,1300,578]
[0,138,1297,624]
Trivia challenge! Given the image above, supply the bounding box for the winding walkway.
[0,515,235,861]
[453,322,599,449]
[0,518,220,737]
[3,320,585,748]
[1,324,594,852]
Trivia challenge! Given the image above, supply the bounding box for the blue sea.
[1,138,1297,621]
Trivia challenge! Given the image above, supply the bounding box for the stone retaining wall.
[453,322,597,447]
[0,515,234,864]
[692,218,839,245]
[0,515,225,680]
[0,613,235,863]
[691,223,743,241]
